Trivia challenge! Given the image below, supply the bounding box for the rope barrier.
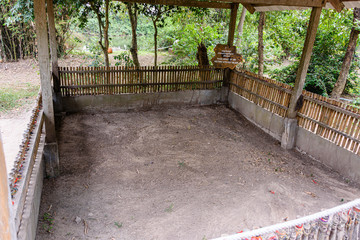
[212,199,360,240]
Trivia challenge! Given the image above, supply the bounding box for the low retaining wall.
[228,91,284,141]
[228,91,360,183]
[296,128,360,182]
[62,89,227,113]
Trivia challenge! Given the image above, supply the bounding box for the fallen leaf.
[305,191,316,198]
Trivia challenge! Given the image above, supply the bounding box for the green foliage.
[269,9,360,96]
[42,212,55,233]
[114,52,134,67]
[0,84,39,112]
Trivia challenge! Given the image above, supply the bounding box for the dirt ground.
[0,53,167,174]
[36,105,360,240]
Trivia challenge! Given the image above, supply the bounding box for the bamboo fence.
[58,66,224,97]
[230,69,292,118]
[230,69,360,155]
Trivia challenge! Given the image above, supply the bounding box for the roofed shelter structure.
[1,0,360,239]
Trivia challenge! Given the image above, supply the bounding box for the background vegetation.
[0,0,359,102]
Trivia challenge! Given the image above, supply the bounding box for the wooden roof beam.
[242,3,255,13]
[214,0,326,8]
[328,0,345,12]
[119,0,232,9]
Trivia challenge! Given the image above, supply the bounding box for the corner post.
[34,0,60,177]
[0,133,17,240]
[46,0,63,113]
[222,3,239,101]
[281,7,322,149]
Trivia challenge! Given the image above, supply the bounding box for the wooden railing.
[58,66,224,97]
[230,69,292,117]
[230,69,360,155]
[298,91,360,155]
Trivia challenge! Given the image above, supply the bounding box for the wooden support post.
[224,3,239,89]
[287,7,322,119]
[34,0,56,143]
[282,7,322,150]
[228,3,239,47]
[0,133,16,240]
[46,0,63,113]
[34,0,60,177]
[47,0,59,93]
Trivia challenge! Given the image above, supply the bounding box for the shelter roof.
[119,0,360,13]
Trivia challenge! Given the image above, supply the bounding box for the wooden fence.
[230,69,293,118]
[298,91,360,155]
[58,66,224,97]
[230,69,360,155]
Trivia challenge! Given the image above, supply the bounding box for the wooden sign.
[211,44,243,69]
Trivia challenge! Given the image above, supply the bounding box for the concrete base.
[62,90,224,113]
[228,91,285,141]
[53,92,63,114]
[281,118,298,150]
[296,128,360,182]
[17,141,44,240]
[43,142,59,178]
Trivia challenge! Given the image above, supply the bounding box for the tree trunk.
[0,28,7,61]
[236,7,246,47]
[258,12,266,76]
[153,20,158,67]
[103,0,110,67]
[127,3,140,68]
[196,42,209,67]
[331,8,360,100]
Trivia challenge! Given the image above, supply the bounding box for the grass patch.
[0,83,39,112]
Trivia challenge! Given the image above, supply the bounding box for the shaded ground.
[37,105,360,240]
[0,53,168,176]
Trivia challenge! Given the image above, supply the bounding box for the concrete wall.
[17,136,45,240]
[228,91,285,141]
[228,91,360,183]
[62,89,227,113]
[296,128,360,182]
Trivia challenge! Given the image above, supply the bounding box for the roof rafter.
[119,0,232,9]
[328,0,345,12]
[213,0,326,7]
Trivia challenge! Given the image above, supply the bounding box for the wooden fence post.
[281,7,322,150]
[47,0,63,113]
[34,0,60,177]
[223,3,239,98]
[0,133,17,240]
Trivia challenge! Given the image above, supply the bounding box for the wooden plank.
[287,7,322,119]
[0,132,16,240]
[215,0,325,7]
[228,3,239,46]
[117,0,232,9]
[328,0,345,12]
[34,0,56,142]
[242,3,255,13]
[46,0,60,93]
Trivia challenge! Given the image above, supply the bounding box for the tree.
[331,8,360,100]
[140,4,180,66]
[236,6,246,47]
[79,0,111,67]
[0,0,36,61]
[126,2,140,67]
[258,12,266,75]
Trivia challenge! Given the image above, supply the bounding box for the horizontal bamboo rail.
[230,69,292,117]
[230,69,360,156]
[58,66,224,97]
[298,91,360,155]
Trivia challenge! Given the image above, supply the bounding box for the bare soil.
[36,105,360,240]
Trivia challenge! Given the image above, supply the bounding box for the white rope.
[212,199,360,240]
